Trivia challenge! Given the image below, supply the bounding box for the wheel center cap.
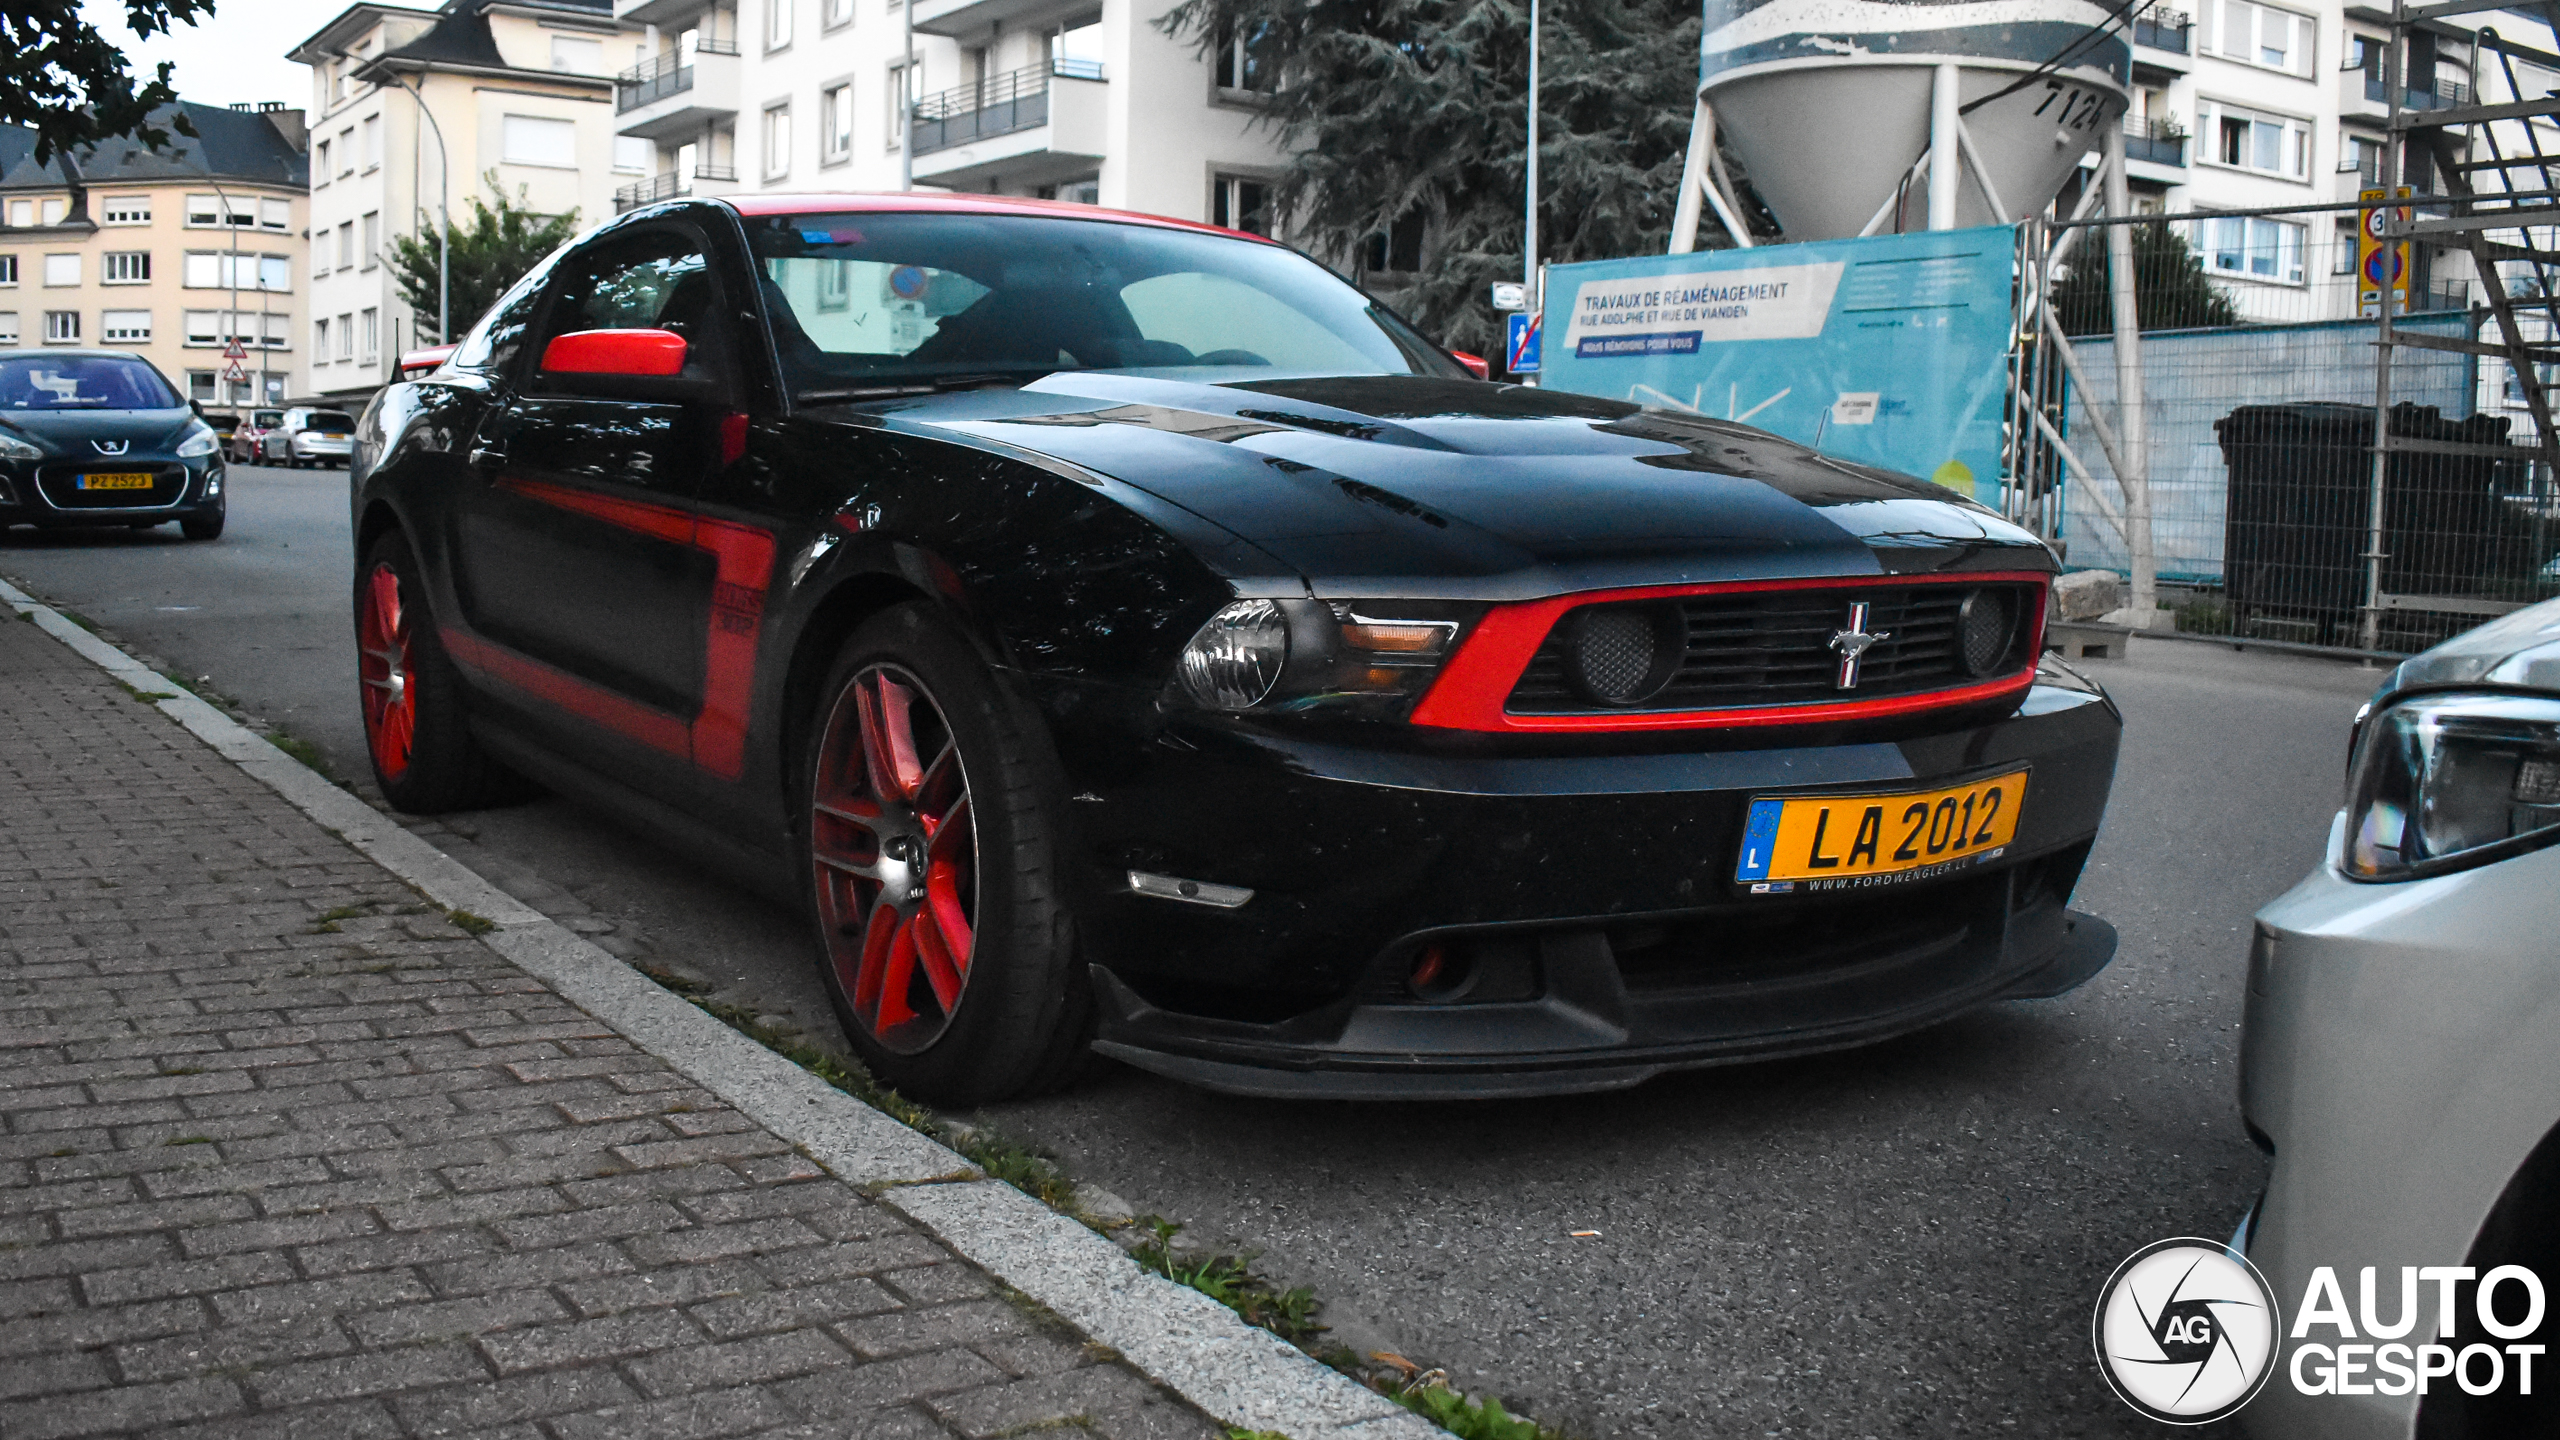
[876,818,929,904]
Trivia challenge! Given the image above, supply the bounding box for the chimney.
[263,107,310,154]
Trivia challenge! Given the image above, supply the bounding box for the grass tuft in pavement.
[445,908,496,936]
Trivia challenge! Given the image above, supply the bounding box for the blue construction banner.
[1539,226,2017,497]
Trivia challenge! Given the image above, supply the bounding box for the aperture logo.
[2095,1239,2281,1423]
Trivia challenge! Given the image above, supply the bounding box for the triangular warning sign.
[222,340,248,361]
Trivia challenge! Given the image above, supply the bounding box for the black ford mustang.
[349,193,2121,1103]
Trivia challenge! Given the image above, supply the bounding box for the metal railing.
[616,39,739,113]
[2123,117,2189,166]
[910,59,1103,156]
[613,164,739,210]
[2133,10,2191,54]
[2362,72,2472,109]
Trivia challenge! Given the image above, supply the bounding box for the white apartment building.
[2103,1,2560,323]
[288,0,647,401]
[607,0,1284,231]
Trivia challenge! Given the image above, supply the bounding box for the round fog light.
[1958,589,2015,676]
[1565,604,1680,706]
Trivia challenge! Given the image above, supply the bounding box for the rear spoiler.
[397,344,458,379]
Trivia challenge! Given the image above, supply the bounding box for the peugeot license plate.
[1735,769,2029,892]
[77,472,156,491]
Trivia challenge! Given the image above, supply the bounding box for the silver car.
[2238,596,2560,1437]
[262,406,356,468]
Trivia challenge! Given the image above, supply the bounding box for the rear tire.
[357,530,527,812]
[801,603,1092,1105]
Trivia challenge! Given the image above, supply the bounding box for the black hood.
[0,406,198,458]
[878,373,2052,598]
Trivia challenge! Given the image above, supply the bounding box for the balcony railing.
[2362,73,2471,110]
[2123,116,2189,166]
[616,39,738,113]
[910,59,1103,157]
[613,163,739,210]
[2133,10,2191,54]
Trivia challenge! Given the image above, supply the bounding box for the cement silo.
[1697,0,2132,241]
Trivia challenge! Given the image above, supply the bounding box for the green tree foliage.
[0,1,217,161]
[2051,222,2240,335]
[386,173,581,344]
[1157,0,1725,356]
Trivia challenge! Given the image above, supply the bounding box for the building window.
[825,0,854,27]
[337,222,354,270]
[1363,212,1426,273]
[887,62,912,149]
[260,198,290,231]
[0,313,19,345]
[186,194,252,227]
[361,212,380,270]
[337,128,354,178]
[42,253,76,287]
[2198,212,2307,284]
[502,114,578,168]
[763,102,792,179]
[4,200,26,227]
[766,0,793,51]
[816,264,851,312]
[1052,16,1104,79]
[1215,23,1276,92]
[822,83,853,163]
[259,255,290,292]
[613,135,650,174]
[361,307,379,362]
[40,198,65,225]
[101,196,150,225]
[1039,177,1099,205]
[102,251,150,284]
[311,316,328,357]
[337,312,354,361]
[101,310,150,343]
[315,138,331,182]
[550,35,605,72]
[2210,0,2315,77]
[42,310,78,343]
[0,254,21,286]
[187,369,214,402]
[1211,175,1271,235]
[2203,101,2311,180]
[362,114,382,170]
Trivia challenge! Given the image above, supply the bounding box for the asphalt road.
[3,463,2384,1437]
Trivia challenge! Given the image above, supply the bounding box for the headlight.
[2343,691,2560,881]
[1177,597,1472,717]
[0,432,41,460]
[175,429,219,458]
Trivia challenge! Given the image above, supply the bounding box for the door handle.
[468,441,506,470]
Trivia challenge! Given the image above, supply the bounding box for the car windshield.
[302,411,356,431]
[0,355,179,410]
[252,410,283,426]
[742,210,1459,397]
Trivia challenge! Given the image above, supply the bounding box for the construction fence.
[2006,198,2560,652]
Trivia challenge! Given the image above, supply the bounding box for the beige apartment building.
[0,101,311,407]
[290,0,646,403]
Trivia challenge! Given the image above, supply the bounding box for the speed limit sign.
[2356,187,2412,316]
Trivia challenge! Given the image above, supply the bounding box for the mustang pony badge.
[1829,601,1891,689]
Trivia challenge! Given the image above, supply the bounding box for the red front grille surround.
[1407,571,2052,734]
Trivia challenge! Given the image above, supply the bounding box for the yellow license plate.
[78,472,156,490]
[1736,769,2029,890]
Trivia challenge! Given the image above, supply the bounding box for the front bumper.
[2237,828,2560,1439]
[0,458,222,525]
[1046,676,2123,1097]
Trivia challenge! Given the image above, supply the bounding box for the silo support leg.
[2100,133,2159,621]
[1670,97,1754,252]
[1928,62,1961,231]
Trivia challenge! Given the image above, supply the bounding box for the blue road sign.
[1507,311,1541,374]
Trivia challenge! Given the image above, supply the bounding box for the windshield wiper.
[796,371,1049,404]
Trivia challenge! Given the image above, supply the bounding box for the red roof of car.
[715,191,1282,247]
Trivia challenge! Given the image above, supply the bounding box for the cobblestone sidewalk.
[0,612,1216,1439]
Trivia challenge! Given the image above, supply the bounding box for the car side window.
[523,228,728,388]
[449,248,566,376]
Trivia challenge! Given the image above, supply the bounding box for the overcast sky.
[83,0,399,112]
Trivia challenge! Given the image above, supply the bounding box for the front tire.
[357,530,524,812]
[802,604,1091,1104]
[179,506,223,541]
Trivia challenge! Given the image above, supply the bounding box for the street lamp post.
[900,0,916,191]
[1523,0,1540,385]
[355,54,450,346]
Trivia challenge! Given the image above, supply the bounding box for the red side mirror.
[397,343,457,378]
[1450,350,1490,381]
[541,328,688,378]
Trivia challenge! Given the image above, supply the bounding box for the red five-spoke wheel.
[810,662,979,1054]
[358,561,417,784]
